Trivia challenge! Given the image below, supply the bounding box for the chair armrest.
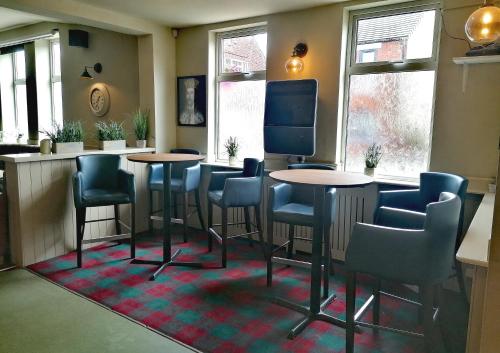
[183,163,201,192]
[118,169,136,202]
[148,163,163,184]
[72,171,84,208]
[208,171,243,191]
[269,183,293,211]
[222,177,262,207]
[377,189,422,211]
[346,222,429,283]
[376,206,426,229]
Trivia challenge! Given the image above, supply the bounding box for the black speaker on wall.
[69,30,89,48]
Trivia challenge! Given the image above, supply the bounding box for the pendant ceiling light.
[465,0,500,45]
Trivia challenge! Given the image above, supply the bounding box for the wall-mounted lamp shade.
[80,63,102,79]
[285,43,308,73]
[465,3,500,45]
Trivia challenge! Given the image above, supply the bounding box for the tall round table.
[128,153,205,280]
[269,169,373,338]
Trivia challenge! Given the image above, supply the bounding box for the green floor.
[0,269,196,353]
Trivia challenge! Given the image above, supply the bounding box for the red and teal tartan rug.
[29,228,426,353]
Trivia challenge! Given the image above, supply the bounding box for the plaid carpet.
[30,228,426,353]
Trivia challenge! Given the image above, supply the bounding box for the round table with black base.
[127,153,205,281]
[269,169,373,339]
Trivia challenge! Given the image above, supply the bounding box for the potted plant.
[42,121,84,154]
[364,143,382,177]
[95,121,126,150]
[132,108,149,148]
[224,136,240,166]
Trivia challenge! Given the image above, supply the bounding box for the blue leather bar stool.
[375,172,469,300]
[148,148,205,242]
[267,163,336,298]
[345,192,461,353]
[207,158,266,268]
[72,154,136,268]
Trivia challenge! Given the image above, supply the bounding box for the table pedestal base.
[131,249,203,280]
[273,293,347,339]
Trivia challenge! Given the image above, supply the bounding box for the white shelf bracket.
[462,64,469,93]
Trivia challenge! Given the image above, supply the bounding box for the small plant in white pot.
[132,108,149,148]
[96,121,126,150]
[224,136,240,166]
[364,143,382,177]
[43,121,84,154]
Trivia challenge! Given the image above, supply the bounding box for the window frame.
[49,38,62,127]
[339,1,441,180]
[215,25,267,161]
[12,50,27,138]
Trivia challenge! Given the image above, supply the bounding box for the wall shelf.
[453,55,500,92]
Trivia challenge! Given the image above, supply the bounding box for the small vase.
[364,167,375,177]
[136,140,147,148]
[229,156,238,166]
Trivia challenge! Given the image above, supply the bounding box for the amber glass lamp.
[465,1,500,45]
[285,43,308,73]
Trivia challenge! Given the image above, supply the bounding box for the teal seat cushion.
[82,189,131,207]
[207,190,224,207]
[149,178,183,192]
[273,203,314,226]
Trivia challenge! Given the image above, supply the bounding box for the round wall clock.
[88,83,110,117]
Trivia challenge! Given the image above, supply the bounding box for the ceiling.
[78,0,347,28]
[0,7,54,31]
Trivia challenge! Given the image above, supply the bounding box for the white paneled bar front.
[1,148,155,266]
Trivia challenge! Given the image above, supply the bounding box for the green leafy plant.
[132,108,149,140]
[95,121,126,141]
[42,121,84,143]
[364,143,382,168]
[224,136,239,158]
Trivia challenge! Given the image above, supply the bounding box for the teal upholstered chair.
[345,192,461,353]
[147,148,205,242]
[375,172,469,299]
[266,163,336,297]
[207,158,266,268]
[73,154,136,268]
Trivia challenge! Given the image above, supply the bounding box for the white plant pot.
[229,156,238,166]
[99,140,126,150]
[364,167,375,177]
[136,140,147,148]
[52,142,84,154]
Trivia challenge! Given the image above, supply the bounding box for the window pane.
[14,84,29,139]
[53,82,63,126]
[51,41,61,77]
[355,10,435,63]
[14,50,25,80]
[345,71,435,178]
[217,80,265,160]
[222,33,267,73]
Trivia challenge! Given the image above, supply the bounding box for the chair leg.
[207,201,213,252]
[455,259,468,303]
[422,284,436,353]
[76,207,86,268]
[267,211,274,287]
[130,203,136,259]
[287,225,295,259]
[182,192,189,243]
[173,192,178,219]
[195,189,205,231]
[346,271,356,353]
[114,204,121,235]
[373,278,381,326]
[221,207,228,268]
[254,205,266,261]
[244,207,253,247]
[148,190,154,233]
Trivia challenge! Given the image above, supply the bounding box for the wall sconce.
[285,43,308,73]
[80,63,103,79]
[465,0,500,45]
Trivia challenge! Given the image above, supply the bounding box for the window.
[13,50,28,140]
[216,26,267,161]
[49,39,63,127]
[340,3,440,179]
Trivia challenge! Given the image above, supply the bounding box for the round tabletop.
[269,169,373,188]
[127,153,205,164]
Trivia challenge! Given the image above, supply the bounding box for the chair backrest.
[288,163,335,204]
[424,192,461,284]
[170,148,200,179]
[242,158,264,177]
[76,154,121,191]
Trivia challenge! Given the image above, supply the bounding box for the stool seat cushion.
[273,202,314,225]
[82,189,131,207]
[149,178,183,192]
[207,190,224,206]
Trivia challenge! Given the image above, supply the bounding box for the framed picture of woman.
[177,75,207,127]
